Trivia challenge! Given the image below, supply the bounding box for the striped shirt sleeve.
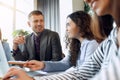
[91,57,120,80]
[91,48,120,80]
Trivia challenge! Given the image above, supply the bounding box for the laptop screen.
[0,40,50,78]
[0,40,9,77]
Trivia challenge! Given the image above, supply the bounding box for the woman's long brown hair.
[65,11,94,66]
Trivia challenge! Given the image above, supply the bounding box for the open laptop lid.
[2,41,14,61]
[0,40,9,77]
[0,40,50,77]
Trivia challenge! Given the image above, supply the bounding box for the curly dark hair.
[65,11,94,66]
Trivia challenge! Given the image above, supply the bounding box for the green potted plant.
[12,29,30,37]
[84,2,90,13]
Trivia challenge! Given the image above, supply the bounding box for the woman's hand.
[3,67,33,80]
[24,60,45,71]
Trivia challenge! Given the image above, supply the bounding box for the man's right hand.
[13,36,25,50]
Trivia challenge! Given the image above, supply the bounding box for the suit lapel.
[28,34,35,59]
[40,30,48,60]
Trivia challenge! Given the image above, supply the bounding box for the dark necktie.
[34,35,40,60]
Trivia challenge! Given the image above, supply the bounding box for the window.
[0,0,34,48]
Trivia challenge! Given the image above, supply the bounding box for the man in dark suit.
[12,10,62,61]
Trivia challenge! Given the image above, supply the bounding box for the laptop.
[0,40,9,77]
[0,40,47,78]
[2,41,14,61]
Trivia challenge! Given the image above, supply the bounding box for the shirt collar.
[81,39,88,47]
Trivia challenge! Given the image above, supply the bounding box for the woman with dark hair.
[65,11,99,67]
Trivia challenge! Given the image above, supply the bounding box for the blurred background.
[0,0,84,52]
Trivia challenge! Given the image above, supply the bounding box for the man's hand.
[13,36,25,50]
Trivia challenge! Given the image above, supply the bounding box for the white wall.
[59,0,84,54]
[72,0,84,12]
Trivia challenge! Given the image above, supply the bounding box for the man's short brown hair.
[28,10,43,19]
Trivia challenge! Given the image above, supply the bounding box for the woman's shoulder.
[83,39,98,44]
